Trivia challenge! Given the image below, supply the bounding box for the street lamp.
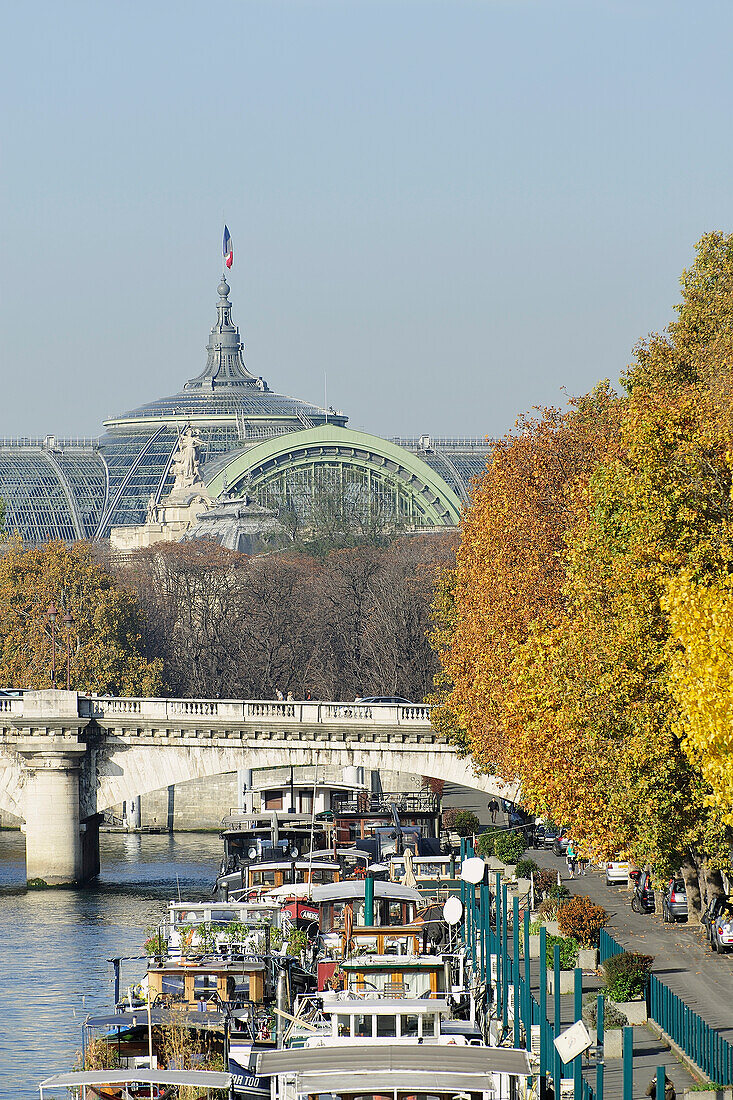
[62,611,74,690]
[46,603,58,686]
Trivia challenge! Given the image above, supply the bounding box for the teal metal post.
[364,874,374,926]
[481,879,489,977]
[657,1066,665,1100]
[573,967,583,1100]
[623,1026,633,1100]
[513,896,521,1048]
[554,944,562,1094]
[596,994,605,1100]
[496,873,503,1021]
[502,883,509,1031]
[539,927,548,1077]
[523,908,532,1053]
[550,946,561,1091]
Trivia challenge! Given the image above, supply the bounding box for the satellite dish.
[247,846,258,860]
[461,857,486,884]
[443,896,464,926]
[290,845,299,859]
[554,1020,593,1064]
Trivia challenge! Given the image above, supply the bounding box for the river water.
[0,829,222,1099]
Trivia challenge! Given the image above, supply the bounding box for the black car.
[631,872,656,914]
[355,695,412,704]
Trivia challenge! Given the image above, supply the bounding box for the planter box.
[547,968,576,994]
[578,947,599,971]
[528,934,541,958]
[603,1028,624,1059]
[615,998,648,1024]
[683,1091,733,1100]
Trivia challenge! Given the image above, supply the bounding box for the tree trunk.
[680,853,702,925]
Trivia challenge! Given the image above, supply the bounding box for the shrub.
[143,929,167,956]
[537,896,562,919]
[583,992,628,1030]
[545,934,579,970]
[516,858,540,878]
[442,807,460,829]
[476,828,500,857]
[534,869,557,900]
[548,883,571,901]
[494,830,527,863]
[602,951,654,1002]
[451,810,481,837]
[557,895,608,947]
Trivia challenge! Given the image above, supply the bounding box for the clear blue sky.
[1,0,731,440]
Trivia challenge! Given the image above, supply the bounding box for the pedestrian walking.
[488,799,498,824]
[566,840,577,879]
[646,1074,676,1100]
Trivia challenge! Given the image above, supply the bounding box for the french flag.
[223,225,233,269]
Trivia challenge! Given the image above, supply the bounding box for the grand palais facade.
[0,275,490,546]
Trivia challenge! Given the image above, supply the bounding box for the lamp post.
[46,603,58,686]
[62,611,74,690]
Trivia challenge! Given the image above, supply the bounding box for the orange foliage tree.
[0,538,162,694]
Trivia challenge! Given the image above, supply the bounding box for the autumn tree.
[0,538,162,694]
[434,234,733,901]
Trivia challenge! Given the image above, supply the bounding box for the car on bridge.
[355,695,413,704]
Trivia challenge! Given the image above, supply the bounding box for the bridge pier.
[23,749,97,886]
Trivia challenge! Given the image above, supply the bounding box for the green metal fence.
[599,926,733,1084]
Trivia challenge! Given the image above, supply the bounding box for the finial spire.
[183,274,263,391]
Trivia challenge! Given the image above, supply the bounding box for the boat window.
[388,901,403,925]
[193,974,219,993]
[175,910,203,924]
[376,1015,397,1037]
[232,976,250,999]
[354,1014,373,1037]
[401,1014,419,1037]
[337,1015,350,1037]
[332,902,346,929]
[211,910,238,923]
[251,870,278,885]
[265,790,284,809]
[421,1014,437,1037]
[299,792,313,814]
[161,975,185,995]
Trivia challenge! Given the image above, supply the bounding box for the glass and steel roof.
[0,276,493,543]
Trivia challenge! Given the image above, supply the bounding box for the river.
[0,829,222,1099]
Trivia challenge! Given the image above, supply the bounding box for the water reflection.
[0,829,221,1098]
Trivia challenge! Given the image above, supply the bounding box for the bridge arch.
[90,742,515,816]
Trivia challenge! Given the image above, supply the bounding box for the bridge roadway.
[0,689,514,887]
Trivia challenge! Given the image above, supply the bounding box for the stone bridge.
[0,689,516,887]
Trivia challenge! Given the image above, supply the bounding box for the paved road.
[531,845,733,1044]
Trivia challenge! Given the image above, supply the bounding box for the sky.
[1,0,733,441]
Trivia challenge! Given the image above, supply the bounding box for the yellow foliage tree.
[665,572,733,827]
[0,538,163,695]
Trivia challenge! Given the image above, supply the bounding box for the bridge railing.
[76,696,433,726]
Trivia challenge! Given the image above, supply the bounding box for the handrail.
[1,693,433,727]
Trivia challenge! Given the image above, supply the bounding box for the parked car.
[631,871,656,913]
[702,896,733,952]
[661,878,688,923]
[532,822,546,849]
[355,695,412,704]
[543,824,560,850]
[553,828,571,856]
[605,859,630,886]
